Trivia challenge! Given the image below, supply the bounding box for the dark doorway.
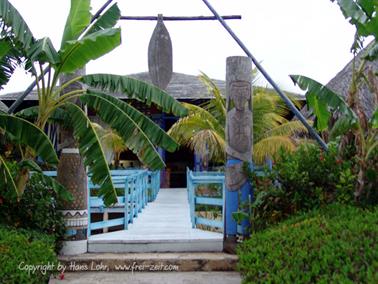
[165,145,193,188]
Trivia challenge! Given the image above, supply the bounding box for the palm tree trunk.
[57,69,88,255]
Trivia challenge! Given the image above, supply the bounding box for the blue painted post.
[87,178,92,237]
[224,56,253,253]
[156,115,167,188]
[124,176,129,229]
[194,152,201,172]
[188,171,196,228]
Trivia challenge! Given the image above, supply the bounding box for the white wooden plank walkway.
[88,188,223,253]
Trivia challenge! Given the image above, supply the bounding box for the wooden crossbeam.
[120,15,241,21]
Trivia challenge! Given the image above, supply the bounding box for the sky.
[1,0,358,95]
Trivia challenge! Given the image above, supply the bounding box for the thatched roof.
[0,72,226,101]
[326,42,377,118]
[128,72,226,99]
[0,101,8,112]
[299,42,378,119]
[0,71,304,105]
[301,41,377,120]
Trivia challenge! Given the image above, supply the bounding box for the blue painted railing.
[41,169,160,236]
[186,168,225,230]
[187,165,269,234]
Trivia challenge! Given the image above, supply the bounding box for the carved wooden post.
[224,56,253,253]
[148,14,173,187]
[58,69,88,255]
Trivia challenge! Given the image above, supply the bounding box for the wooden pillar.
[57,69,88,255]
[224,56,253,253]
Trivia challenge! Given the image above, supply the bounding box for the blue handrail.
[41,169,160,237]
[187,168,225,230]
[187,165,269,234]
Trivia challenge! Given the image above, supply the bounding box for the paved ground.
[49,272,242,284]
[88,188,223,253]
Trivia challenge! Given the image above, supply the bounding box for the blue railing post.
[189,171,196,228]
[187,168,225,230]
[87,178,92,237]
[124,176,129,230]
[42,169,160,236]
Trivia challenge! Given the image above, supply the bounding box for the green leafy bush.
[247,143,359,231]
[0,174,67,252]
[0,225,58,284]
[238,205,378,283]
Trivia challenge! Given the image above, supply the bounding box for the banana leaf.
[0,155,17,195]
[79,92,165,170]
[0,114,58,165]
[84,91,179,152]
[27,37,60,64]
[60,0,91,49]
[0,0,34,49]
[0,39,20,88]
[59,28,121,73]
[64,102,117,206]
[290,75,357,131]
[82,74,188,117]
[86,3,121,35]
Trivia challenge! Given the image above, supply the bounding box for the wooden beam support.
[120,15,241,21]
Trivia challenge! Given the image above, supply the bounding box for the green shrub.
[238,205,378,284]
[0,174,66,252]
[247,143,358,231]
[0,225,58,284]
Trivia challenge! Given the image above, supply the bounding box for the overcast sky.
[1,0,357,95]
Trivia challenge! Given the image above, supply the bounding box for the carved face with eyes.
[230,81,251,111]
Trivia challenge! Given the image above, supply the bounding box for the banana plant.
[0,114,69,199]
[330,0,378,55]
[168,73,308,165]
[289,0,378,202]
[0,0,187,206]
[291,75,377,201]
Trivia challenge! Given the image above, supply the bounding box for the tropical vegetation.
[92,122,128,168]
[238,1,377,282]
[246,143,362,232]
[0,225,58,284]
[0,166,68,252]
[168,73,308,166]
[238,204,378,284]
[0,0,187,206]
[290,0,377,202]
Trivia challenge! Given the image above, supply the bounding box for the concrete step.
[49,272,242,284]
[58,252,238,273]
[88,238,223,253]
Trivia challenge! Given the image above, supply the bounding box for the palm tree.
[0,0,187,205]
[92,122,128,168]
[168,73,308,165]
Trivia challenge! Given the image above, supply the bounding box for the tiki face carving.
[226,81,252,161]
[230,81,251,111]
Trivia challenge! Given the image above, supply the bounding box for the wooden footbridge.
[89,169,225,253]
[46,169,226,253]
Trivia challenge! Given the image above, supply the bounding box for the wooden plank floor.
[88,188,223,253]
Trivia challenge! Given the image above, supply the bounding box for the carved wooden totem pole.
[224,56,253,253]
[57,69,88,255]
[148,14,173,188]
